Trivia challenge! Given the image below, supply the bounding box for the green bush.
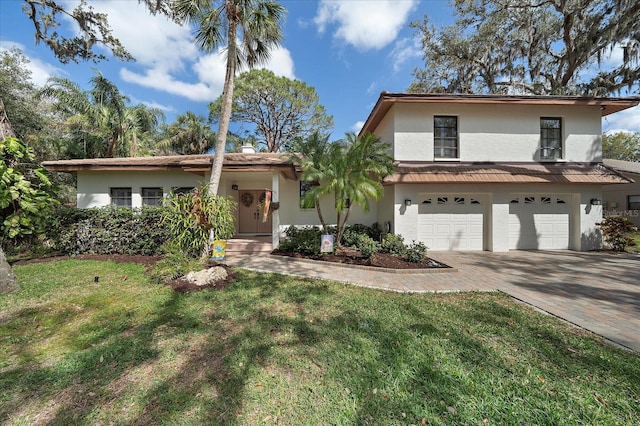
[148,242,205,284]
[405,241,428,263]
[54,206,169,256]
[278,226,323,255]
[380,233,407,256]
[162,186,236,258]
[341,223,381,247]
[355,233,379,259]
[597,216,639,252]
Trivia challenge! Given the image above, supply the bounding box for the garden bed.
[272,247,450,269]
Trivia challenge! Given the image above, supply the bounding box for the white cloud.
[0,41,61,86]
[603,105,640,134]
[352,120,365,133]
[389,37,422,73]
[68,1,295,103]
[314,0,418,51]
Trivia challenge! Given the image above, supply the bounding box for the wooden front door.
[238,190,272,234]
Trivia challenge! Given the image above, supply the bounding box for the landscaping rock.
[185,266,228,287]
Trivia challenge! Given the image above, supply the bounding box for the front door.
[238,190,272,234]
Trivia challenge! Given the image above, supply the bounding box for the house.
[602,159,640,227]
[43,93,639,252]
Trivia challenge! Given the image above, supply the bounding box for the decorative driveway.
[225,250,640,353]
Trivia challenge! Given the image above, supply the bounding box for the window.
[437,197,448,204]
[142,187,164,206]
[434,116,458,159]
[173,187,194,195]
[629,195,640,210]
[300,181,319,209]
[110,187,132,207]
[540,117,562,159]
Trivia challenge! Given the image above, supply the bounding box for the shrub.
[380,233,407,256]
[355,233,379,259]
[148,242,205,284]
[162,185,236,258]
[53,206,169,256]
[278,226,323,255]
[341,223,382,247]
[405,241,428,263]
[597,216,639,252]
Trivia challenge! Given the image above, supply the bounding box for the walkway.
[224,250,640,353]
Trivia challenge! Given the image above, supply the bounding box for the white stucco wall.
[602,171,640,227]
[387,103,602,163]
[276,176,378,234]
[76,170,205,208]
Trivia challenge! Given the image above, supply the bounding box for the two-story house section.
[361,93,639,252]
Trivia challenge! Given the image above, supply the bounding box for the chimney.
[241,144,256,154]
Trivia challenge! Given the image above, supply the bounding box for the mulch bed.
[272,247,450,269]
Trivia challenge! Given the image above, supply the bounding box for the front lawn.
[1,260,639,425]
[627,231,640,253]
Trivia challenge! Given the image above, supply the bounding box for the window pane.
[629,195,640,210]
[110,188,132,207]
[434,116,458,159]
[300,181,319,209]
[142,187,163,206]
[540,117,562,159]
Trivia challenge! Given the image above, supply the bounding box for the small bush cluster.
[278,226,324,255]
[354,234,378,259]
[597,216,638,252]
[380,233,407,256]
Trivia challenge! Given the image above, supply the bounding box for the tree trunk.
[209,23,238,196]
[0,246,18,294]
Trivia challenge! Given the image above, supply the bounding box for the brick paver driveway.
[226,250,640,353]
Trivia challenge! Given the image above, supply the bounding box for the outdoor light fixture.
[404,199,412,206]
[590,198,602,206]
[231,184,239,190]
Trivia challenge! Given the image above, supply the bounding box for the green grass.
[2,260,639,425]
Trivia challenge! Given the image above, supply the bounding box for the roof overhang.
[360,93,640,136]
[42,153,299,180]
[383,162,633,185]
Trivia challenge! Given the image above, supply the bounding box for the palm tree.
[172,0,285,194]
[39,71,163,158]
[157,112,214,155]
[294,132,395,247]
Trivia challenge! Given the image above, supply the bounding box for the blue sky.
[1,0,638,141]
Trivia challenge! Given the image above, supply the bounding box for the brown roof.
[603,159,640,176]
[42,153,298,179]
[360,93,640,136]
[384,162,633,185]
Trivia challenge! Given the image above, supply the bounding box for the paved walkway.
[225,250,640,353]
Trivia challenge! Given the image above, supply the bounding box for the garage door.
[509,195,570,250]
[417,195,485,251]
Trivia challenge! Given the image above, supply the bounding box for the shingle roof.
[384,162,632,184]
[603,159,640,175]
[42,153,298,179]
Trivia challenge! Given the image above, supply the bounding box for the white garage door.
[417,195,485,251]
[509,195,570,250]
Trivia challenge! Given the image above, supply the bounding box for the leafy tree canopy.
[410,0,640,95]
[603,132,640,162]
[22,0,174,63]
[209,69,334,152]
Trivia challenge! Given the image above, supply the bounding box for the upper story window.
[434,116,458,159]
[142,187,164,206]
[540,117,562,160]
[110,187,132,207]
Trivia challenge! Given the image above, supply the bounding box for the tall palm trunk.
[209,22,238,196]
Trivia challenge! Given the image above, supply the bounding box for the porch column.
[271,173,280,249]
[491,192,510,252]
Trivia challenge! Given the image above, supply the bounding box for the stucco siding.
[603,171,640,226]
[76,170,205,208]
[377,103,602,163]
